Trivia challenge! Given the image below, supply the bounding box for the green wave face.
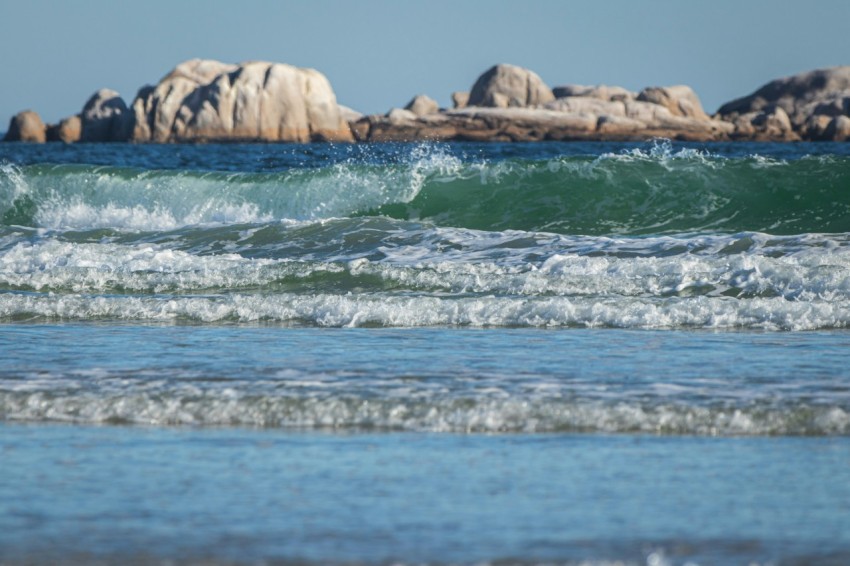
[3,153,850,235]
[372,155,850,235]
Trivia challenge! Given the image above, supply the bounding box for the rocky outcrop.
[452,92,469,109]
[468,64,555,108]
[81,89,134,142]
[46,115,82,143]
[717,67,850,140]
[553,84,634,101]
[4,110,46,142]
[131,59,353,143]
[637,85,708,120]
[338,105,363,124]
[351,105,732,143]
[353,67,732,142]
[7,60,850,144]
[404,94,439,116]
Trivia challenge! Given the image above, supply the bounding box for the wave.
[2,292,849,330]
[3,145,850,235]
[2,388,847,435]
[2,230,850,300]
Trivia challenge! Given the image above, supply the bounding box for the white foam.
[1,389,846,435]
[1,292,849,330]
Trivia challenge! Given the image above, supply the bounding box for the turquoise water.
[2,140,850,565]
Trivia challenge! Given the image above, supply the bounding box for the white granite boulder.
[637,85,709,120]
[468,64,555,108]
[404,94,439,116]
[132,59,353,143]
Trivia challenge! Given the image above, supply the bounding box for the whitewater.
[1,140,849,566]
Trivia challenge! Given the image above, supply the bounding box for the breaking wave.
[3,144,850,235]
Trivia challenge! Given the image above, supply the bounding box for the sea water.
[1,140,850,565]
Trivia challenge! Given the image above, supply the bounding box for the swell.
[3,151,850,235]
[1,389,847,435]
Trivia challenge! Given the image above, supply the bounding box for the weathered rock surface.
[826,115,850,141]
[452,91,469,109]
[637,85,708,120]
[553,84,635,101]
[46,115,82,143]
[405,94,439,116]
[81,89,134,142]
[4,110,46,142]
[468,64,555,108]
[338,105,363,124]
[354,70,731,143]
[351,105,731,143]
[717,67,850,140]
[132,59,353,143]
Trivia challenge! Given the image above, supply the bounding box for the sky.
[2,0,850,125]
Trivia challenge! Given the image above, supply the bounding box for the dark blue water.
[1,140,850,565]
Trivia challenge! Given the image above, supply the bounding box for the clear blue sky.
[2,0,850,125]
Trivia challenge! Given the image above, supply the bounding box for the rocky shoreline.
[5,60,850,144]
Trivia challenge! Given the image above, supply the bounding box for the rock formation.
[552,85,634,101]
[131,59,353,143]
[6,60,850,144]
[468,64,555,108]
[637,85,708,120]
[716,66,850,140]
[404,94,439,116]
[353,64,732,142]
[81,89,134,142]
[46,115,82,143]
[4,110,46,142]
[451,92,470,109]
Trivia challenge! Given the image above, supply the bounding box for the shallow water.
[2,140,850,564]
[3,425,850,566]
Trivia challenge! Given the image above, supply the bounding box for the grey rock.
[545,97,627,117]
[386,108,418,124]
[468,64,555,108]
[81,89,134,142]
[452,91,469,109]
[825,115,850,141]
[637,85,708,120]
[729,106,799,141]
[404,94,439,116]
[717,67,850,137]
[553,84,635,101]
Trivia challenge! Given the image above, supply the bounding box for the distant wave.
[2,387,847,435]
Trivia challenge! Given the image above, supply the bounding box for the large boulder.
[637,85,709,120]
[46,115,82,143]
[452,91,470,109]
[404,94,439,116]
[468,64,555,108]
[717,66,850,138]
[81,89,134,142]
[132,59,353,143]
[4,110,46,142]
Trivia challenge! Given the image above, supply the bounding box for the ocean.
[1,139,849,565]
